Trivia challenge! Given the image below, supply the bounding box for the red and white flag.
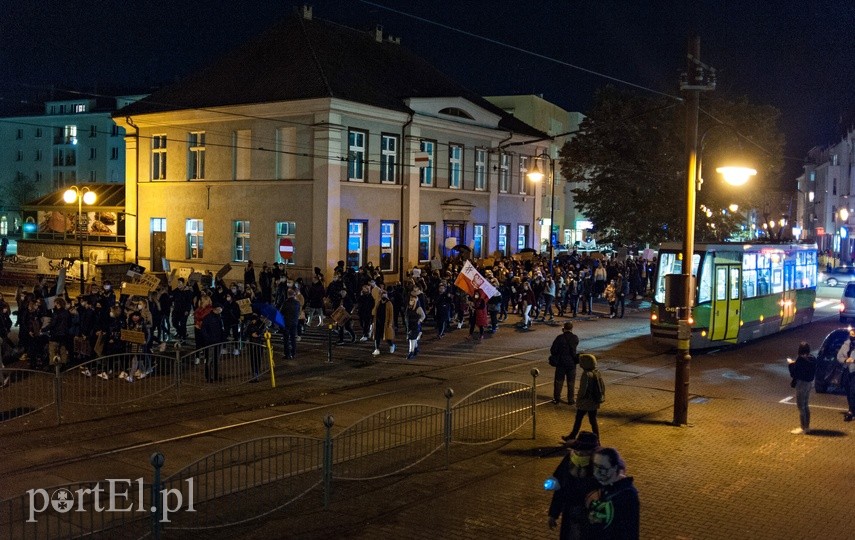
[454,260,500,298]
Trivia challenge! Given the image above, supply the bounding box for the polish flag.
[454,260,500,298]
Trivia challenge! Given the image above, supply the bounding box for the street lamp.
[63,186,97,295]
[673,37,757,426]
[527,152,556,274]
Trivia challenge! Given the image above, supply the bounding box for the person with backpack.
[550,322,579,405]
[561,353,605,443]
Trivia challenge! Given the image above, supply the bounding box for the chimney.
[374,24,383,42]
[301,4,312,20]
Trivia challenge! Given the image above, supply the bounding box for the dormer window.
[438,107,474,120]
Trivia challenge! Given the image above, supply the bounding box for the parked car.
[840,283,855,323]
[814,328,850,394]
[819,266,855,287]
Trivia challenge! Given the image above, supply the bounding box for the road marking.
[814,299,837,309]
[779,395,847,410]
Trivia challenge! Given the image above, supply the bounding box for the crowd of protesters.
[0,251,657,387]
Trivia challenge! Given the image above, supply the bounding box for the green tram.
[650,242,818,348]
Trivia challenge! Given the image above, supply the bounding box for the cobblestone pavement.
[2,299,853,539]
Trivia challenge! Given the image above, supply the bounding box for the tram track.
[1,316,666,481]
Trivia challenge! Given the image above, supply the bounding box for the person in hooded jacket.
[561,353,605,442]
[547,431,601,540]
[582,447,640,540]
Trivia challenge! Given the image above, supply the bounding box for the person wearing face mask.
[583,447,639,539]
[835,329,855,421]
[547,431,600,540]
[356,285,375,342]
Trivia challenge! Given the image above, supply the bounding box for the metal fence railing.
[0,340,274,427]
[2,369,541,539]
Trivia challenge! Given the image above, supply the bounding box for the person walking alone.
[550,322,579,405]
[561,354,605,442]
[835,328,855,422]
[788,341,817,434]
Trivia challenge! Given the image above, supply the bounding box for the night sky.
[3,0,854,182]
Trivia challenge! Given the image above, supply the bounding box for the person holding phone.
[788,341,816,434]
[835,329,855,422]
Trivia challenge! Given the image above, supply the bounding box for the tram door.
[711,264,741,341]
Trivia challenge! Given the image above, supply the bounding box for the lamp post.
[673,37,756,426]
[527,152,556,274]
[63,186,97,295]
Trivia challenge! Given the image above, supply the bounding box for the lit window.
[188,132,206,180]
[419,140,435,186]
[518,224,528,251]
[497,224,508,256]
[347,221,366,269]
[234,220,251,262]
[519,156,529,194]
[186,219,204,259]
[381,134,398,183]
[499,153,510,193]
[449,144,462,189]
[276,221,296,265]
[348,129,366,181]
[380,221,397,273]
[473,224,485,258]
[151,218,166,232]
[474,149,486,191]
[152,135,167,180]
[418,223,434,262]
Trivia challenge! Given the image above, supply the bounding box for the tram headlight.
[688,316,694,325]
[651,313,658,321]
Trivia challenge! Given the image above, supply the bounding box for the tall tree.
[561,86,785,245]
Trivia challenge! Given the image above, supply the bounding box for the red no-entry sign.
[279,238,294,259]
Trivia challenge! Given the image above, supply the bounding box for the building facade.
[115,7,548,282]
[797,134,855,260]
[0,96,141,235]
[484,95,586,249]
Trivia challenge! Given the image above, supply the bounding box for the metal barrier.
[2,375,540,538]
[0,340,273,427]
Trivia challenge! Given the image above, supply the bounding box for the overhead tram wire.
[359,0,684,103]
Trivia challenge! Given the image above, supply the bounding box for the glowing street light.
[63,186,97,295]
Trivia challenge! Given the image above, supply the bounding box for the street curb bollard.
[264,331,276,388]
[173,342,182,401]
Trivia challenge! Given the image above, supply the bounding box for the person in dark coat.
[551,322,580,405]
[547,432,601,540]
[201,304,226,382]
[433,283,454,338]
[45,297,72,365]
[788,341,816,434]
[279,288,302,359]
[170,278,194,343]
[243,260,257,289]
[356,285,375,341]
[583,447,640,540]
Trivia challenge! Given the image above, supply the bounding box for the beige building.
[115,7,548,283]
[485,95,586,248]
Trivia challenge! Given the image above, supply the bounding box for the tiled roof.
[117,11,544,138]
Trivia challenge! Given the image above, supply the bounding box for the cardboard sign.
[237,298,253,315]
[482,257,495,268]
[330,306,350,325]
[162,258,171,273]
[122,282,151,298]
[430,258,443,270]
[120,329,147,344]
[138,273,162,292]
[169,267,194,289]
[126,263,146,278]
[215,263,232,280]
[188,272,202,285]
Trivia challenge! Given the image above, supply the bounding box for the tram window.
[771,269,784,294]
[698,256,712,303]
[757,270,770,296]
[742,253,757,298]
[715,267,727,300]
[730,268,740,300]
